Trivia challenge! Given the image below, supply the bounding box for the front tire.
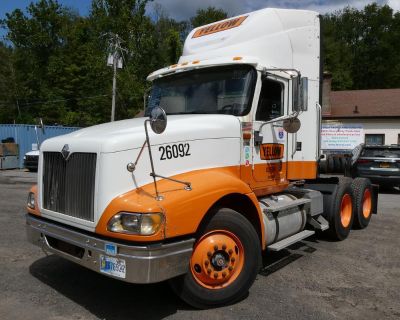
[169,208,261,309]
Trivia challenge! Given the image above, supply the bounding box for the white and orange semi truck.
[26,8,378,308]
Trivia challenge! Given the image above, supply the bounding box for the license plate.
[380,162,390,168]
[100,255,126,279]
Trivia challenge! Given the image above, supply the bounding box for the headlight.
[107,212,163,235]
[27,192,35,209]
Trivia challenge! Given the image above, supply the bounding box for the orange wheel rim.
[190,230,244,289]
[362,189,372,219]
[340,193,352,228]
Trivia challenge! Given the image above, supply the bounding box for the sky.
[0,0,399,26]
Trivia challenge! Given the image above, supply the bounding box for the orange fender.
[96,166,265,246]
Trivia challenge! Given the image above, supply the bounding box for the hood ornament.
[61,144,70,160]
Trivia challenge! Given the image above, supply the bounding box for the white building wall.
[323,118,400,147]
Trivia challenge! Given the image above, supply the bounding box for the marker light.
[27,192,35,209]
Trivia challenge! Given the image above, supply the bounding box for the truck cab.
[26,8,377,308]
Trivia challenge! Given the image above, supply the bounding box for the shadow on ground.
[30,239,319,319]
[30,255,187,320]
[259,239,317,276]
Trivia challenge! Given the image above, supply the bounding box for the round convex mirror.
[149,107,167,134]
[283,118,301,133]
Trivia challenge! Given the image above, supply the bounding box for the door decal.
[260,143,284,160]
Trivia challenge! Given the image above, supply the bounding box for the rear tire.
[351,178,373,229]
[326,179,354,240]
[327,155,334,173]
[169,208,261,309]
[339,157,346,173]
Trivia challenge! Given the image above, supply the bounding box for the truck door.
[252,77,288,184]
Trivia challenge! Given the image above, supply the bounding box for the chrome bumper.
[26,214,194,284]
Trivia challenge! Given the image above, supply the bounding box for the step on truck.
[26,8,378,308]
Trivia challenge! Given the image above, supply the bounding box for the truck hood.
[41,114,241,153]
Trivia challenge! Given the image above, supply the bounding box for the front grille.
[43,152,97,222]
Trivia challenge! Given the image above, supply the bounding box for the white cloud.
[387,0,400,11]
[149,0,395,20]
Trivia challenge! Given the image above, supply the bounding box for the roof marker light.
[181,62,188,66]
[192,60,200,64]
[170,64,178,68]
[233,56,243,61]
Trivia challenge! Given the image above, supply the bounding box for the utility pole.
[103,33,127,122]
[111,48,118,122]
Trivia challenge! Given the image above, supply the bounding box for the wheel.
[333,156,341,173]
[351,178,373,229]
[326,179,354,240]
[339,157,346,173]
[327,155,334,173]
[343,157,352,177]
[169,208,261,309]
[318,159,327,174]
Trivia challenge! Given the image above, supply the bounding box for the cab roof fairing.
[147,8,320,82]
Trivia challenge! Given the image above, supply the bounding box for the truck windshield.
[146,65,256,116]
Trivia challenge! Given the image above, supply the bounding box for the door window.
[255,79,284,121]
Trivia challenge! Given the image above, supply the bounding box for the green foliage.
[322,4,400,90]
[190,7,227,28]
[0,2,399,125]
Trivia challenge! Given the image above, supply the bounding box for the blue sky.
[0,0,91,19]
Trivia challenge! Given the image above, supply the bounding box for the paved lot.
[1,170,399,320]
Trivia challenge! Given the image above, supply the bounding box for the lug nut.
[222,272,226,277]
[214,245,218,251]
[214,273,218,278]
[205,260,209,266]
[222,244,227,250]
[207,251,212,257]
[207,268,212,274]
[231,257,235,263]
[228,266,233,271]
[228,249,233,255]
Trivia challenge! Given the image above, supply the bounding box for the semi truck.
[26,8,378,308]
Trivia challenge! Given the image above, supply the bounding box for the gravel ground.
[0,170,399,320]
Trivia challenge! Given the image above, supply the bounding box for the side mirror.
[149,107,167,134]
[292,76,308,112]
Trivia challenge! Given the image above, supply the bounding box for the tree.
[322,4,400,90]
[190,7,228,28]
[0,43,18,123]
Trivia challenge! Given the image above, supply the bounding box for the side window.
[365,134,385,145]
[256,79,284,121]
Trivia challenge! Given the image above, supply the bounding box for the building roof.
[323,88,400,119]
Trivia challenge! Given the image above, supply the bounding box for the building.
[321,75,400,153]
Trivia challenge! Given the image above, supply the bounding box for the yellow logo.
[192,16,248,38]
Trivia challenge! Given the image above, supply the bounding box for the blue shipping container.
[0,124,79,168]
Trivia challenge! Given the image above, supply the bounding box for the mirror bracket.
[133,107,191,201]
[254,130,263,146]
